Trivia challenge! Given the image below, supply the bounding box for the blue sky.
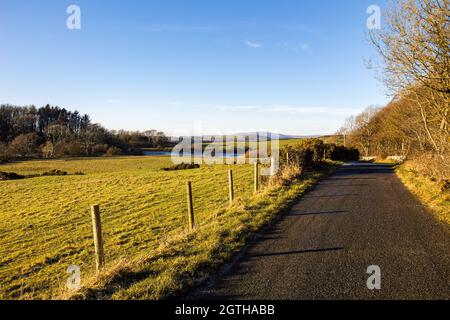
[0,0,389,135]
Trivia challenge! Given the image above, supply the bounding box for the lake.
[142,151,172,156]
[143,150,246,158]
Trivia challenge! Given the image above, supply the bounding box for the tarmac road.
[190,163,450,300]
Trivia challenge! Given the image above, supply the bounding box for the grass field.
[0,156,257,299]
[201,138,307,156]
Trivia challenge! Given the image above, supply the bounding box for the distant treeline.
[0,104,172,161]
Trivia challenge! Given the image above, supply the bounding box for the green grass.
[397,164,450,227]
[0,156,173,175]
[202,138,307,154]
[0,156,257,299]
[278,138,306,148]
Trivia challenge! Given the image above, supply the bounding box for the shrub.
[270,165,303,187]
[106,146,122,156]
[293,139,361,167]
[324,144,360,161]
[280,140,360,171]
[41,170,68,176]
[54,142,85,157]
[0,172,25,181]
[298,138,326,165]
[405,153,450,181]
[162,163,200,171]
[92,144,109,156]
[280,139,326,168]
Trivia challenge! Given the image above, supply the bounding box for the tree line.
[335,0,449,180]
[0,104,171,161]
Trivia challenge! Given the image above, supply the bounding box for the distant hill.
[227,132,319,142]
[170,132,322,142]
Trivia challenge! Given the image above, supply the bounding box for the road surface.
[190,163,450,300]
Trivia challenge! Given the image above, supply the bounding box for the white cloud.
[244,40,262,48]
[216,105,261,111]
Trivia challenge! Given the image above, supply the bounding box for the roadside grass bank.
[396,163,450,227]
[60,162,340,300]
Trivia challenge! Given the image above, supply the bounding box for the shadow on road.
[303,194,359,198]
[336,163,396,175]
[288,210,349,217]
[249,247,345,258]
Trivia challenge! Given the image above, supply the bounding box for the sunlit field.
[0,156,255,299]
[203,138,307,153]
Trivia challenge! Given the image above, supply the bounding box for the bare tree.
[10,133,39,158]
[369,0,449,154]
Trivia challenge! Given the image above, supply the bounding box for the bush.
[106,146,122,156]
[92,144,109,155]
[0,172,25,181]
[270,165,303,187]
[54,142,85,157]
[324,144,360,161]
[162,163,200,171]
[41,169,68,176]
[406,153,450,182]
[280,144,314,169]
[280,140,360,171]
[298,139,326,165]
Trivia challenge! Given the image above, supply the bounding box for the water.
[143,150,245,158]
[142,151,172,156]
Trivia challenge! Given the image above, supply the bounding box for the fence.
[88,161,272,272]
[0,157,284,300]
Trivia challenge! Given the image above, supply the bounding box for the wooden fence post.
[254,162,259,193]
[228,170,234,206]
[286,152,290,165]
[186,181,195,230]
[270,156,277,176]
[90,204,105,272]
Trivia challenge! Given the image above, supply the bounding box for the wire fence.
[0,162,272,298]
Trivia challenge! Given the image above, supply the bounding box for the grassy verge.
[396,164,450,226]
[60,163,339,300]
